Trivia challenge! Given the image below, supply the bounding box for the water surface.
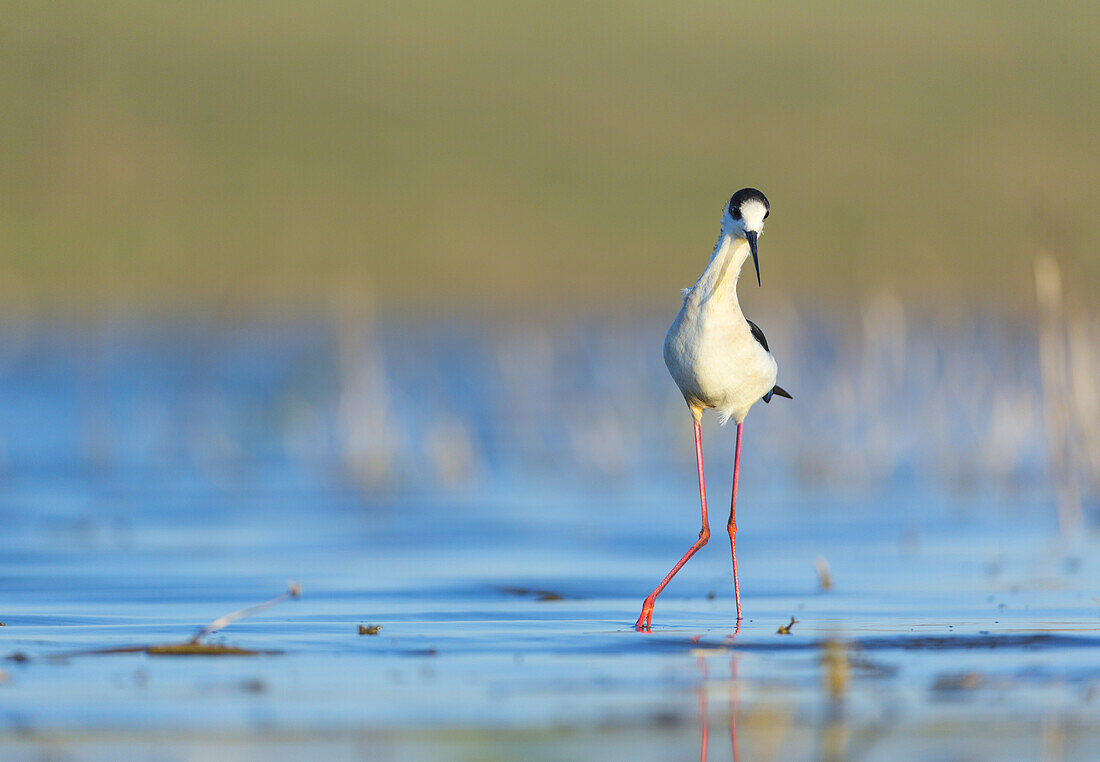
[1,316,1097,760]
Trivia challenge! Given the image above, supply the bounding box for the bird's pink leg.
[727,422,744,622]
[636,417,710,630]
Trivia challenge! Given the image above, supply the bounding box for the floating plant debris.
[500,587,566,601]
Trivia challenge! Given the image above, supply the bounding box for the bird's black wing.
[747,320,793,403]
[746,319,769,352]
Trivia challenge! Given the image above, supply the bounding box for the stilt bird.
[636,188,791,631]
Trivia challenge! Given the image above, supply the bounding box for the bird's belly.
[664,311,777,421]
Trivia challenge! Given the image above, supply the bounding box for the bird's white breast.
[664,237,777,424]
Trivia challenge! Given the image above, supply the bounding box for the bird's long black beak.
[746,231,761,286]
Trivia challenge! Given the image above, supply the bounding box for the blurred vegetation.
[0,1,1096,315]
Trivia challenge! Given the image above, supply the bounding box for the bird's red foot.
[635,596,656,631]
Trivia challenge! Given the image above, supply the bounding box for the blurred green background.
[1,1,1097,316]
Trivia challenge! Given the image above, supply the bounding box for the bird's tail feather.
[762,385,793,403]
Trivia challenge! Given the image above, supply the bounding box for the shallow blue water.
[0,316,1098,759]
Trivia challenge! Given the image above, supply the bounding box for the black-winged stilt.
[636,188,791,631]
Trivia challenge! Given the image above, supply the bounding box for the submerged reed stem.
[190,582,302,644]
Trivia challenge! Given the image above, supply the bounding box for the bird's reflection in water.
[729,650,740,762]
[697,623,740,762]
[697,655,709,762]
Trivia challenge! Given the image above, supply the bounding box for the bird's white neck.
[689,231,750,309]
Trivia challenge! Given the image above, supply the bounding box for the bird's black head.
[727,188,770,222]
[724,188,770,287]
